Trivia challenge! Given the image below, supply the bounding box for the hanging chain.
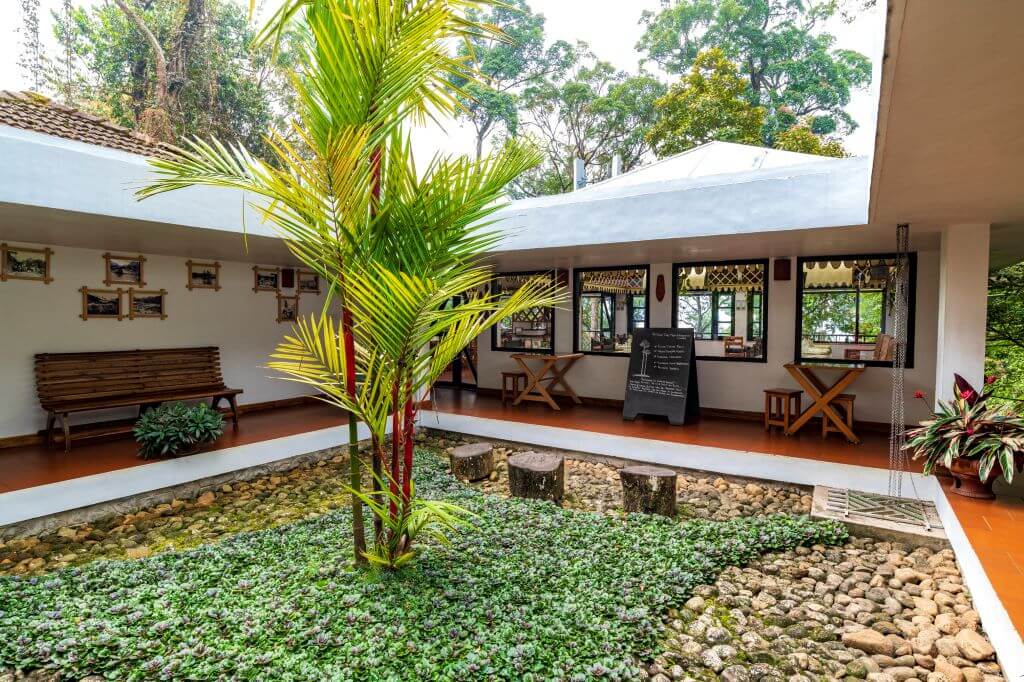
[888,223,910,497]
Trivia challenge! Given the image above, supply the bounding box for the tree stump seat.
[508,451,564,502]
[620,464,678,517]
[449,442,494,482]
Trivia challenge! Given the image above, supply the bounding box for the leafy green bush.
[0,450,847,680]
[133,401,224,459]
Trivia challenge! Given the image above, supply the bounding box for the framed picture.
[128,288,168,320]
[1,243,53,283]
[103,253,146,286]
[297,270,321,294]
[276,293,299,323]
[253,266,281,293]
[186,260,221,291]
[79,286,124,320]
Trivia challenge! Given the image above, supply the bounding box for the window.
[491,271,556,352]
[673,260,768,361]
[796,254,916,366]
[574,266,649,355]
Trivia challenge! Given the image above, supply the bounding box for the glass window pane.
[575,268,648,354]
[492,272,555,352]
[675,262,766,359]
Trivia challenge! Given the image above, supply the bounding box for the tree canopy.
[986,262,1024,404]
[646,48,765,157]
[637,0,871,144]
[774,121,846,157]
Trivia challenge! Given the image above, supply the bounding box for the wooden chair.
[500,371,527,405]
[874,334,894,361]
[723,336,746,357]
[822,393,856,439]
[764,388,802,432]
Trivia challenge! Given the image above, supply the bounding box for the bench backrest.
[35,347,227,408]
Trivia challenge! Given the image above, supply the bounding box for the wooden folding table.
[510,353,584,411]
[783,362,866,444]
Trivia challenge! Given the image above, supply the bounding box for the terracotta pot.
[947,458,996,499]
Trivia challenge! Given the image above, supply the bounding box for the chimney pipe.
[611,154,622,177]
[573,157,586,190]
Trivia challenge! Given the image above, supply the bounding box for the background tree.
[453,0,574,159]
[774,121,846,157]
[637,0,871,144]
[52,0,296,154]
[986,262,1024,405]
[18,0,46,92]
[512,51,665,197]
[646,48,764,157]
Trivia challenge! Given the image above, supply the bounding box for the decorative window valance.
[677,263,765,293]
[802,259,896,290]
[580,268,647,294]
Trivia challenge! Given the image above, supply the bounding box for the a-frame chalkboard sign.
[622,328,700,425]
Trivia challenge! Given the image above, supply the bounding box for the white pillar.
[934,224,990,402]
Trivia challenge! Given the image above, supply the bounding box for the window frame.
[489,269,558,354]
[672,258,769,364]
[572,264,651,357]
[794,252,917,368]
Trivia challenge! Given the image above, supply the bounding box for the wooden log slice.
[620,464,678,517]
[449,442,495,482]
[507,451,564,502]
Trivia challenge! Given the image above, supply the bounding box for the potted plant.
[905,375,1024,498]
[134,402,224,459]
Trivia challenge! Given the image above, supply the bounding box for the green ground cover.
[0,449,846,681]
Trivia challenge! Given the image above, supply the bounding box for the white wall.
[0,242,326,438]
[477,253,939,425]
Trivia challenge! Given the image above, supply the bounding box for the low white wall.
[478,253,939,425]
[0,241,325,438]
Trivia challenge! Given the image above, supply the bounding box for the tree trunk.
[401,388,414,503]
[167,0,206,112]
[341,306,366,565]
[449,442,494,482]
[508,452,564,502]
[113,0,173,142]
[620,465,677,517]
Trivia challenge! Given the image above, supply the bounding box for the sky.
[0,0,884,159]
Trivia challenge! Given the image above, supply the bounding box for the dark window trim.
[489,269,557,354]
[672,258,769,364]
[794,252,917,368]
[747,290,763,340]
[572,264,651,356]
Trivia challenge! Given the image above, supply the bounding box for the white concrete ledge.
[418,409,1024,679]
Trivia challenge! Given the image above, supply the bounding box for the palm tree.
[138,0,563,566]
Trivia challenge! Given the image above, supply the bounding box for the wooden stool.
[508,452,564,502]
[501,371,527,405]
[822,393,856,439]
[764,388,802,432]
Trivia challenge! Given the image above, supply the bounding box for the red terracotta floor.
[0,403,344,494]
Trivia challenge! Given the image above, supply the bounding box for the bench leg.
[45,412,56,448]
[227,395,239,430]
[61,413,71,454]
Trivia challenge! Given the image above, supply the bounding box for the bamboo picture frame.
[103,252,146,287]
[128,288,168,320]
[276,293,299,323]
[253,266,281,292]
[297,269,321,294]
[1,243,53,283]
[186,260,221,291]
[79,286,124,320]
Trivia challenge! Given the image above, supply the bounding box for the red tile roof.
[0,91,177,158]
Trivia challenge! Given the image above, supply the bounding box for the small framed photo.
[1,243,53,283]
[276,293,299,323]
[186,260,221,291]
[297,270,321,294]
[103,253,146,286]
[253,266,281,293]
[80,286,123,320]
[128,288,167,320]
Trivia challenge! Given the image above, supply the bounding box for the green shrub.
[133,401,224,458]
[0,450,846,680]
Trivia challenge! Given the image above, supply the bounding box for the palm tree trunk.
[389,381,401,520]
[401,381,414,503]
[342,306,366,565]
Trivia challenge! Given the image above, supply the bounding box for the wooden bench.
[35,347,242,452]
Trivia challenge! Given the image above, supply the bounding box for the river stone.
[507,452,564,502]
[954,629,995,662]
[934,659,964,682]
[620,465,677,517]
[843,629,896,657]
[448,442,494,482]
